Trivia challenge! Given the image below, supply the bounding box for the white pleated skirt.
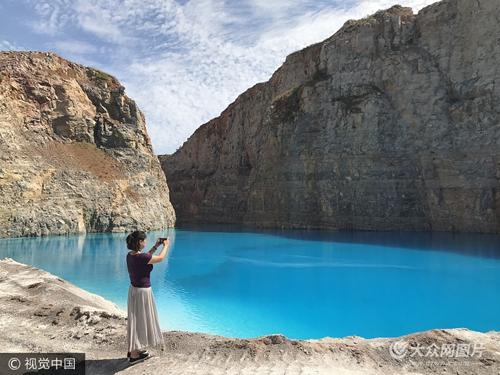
[127,285,164,352]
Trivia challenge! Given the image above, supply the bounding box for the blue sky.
[0,0,435,155]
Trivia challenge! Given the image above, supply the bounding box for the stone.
[160,0,500,233]
[0,52,176,237]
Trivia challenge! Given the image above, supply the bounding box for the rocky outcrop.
[0,52,175,237]
[160,0,500,233]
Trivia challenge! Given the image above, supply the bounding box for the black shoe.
[127,350,149,358]
[128,351,150,364]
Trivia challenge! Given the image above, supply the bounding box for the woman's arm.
[148,238,162,255]
[148,238,170,264]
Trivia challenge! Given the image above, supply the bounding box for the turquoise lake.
[0,226,499,339]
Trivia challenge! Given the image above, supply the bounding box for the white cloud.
[29,0,75,35]
[23,0,438,154]
[72,1,132,45]
[0,40,25,51]
[52,40,98,55]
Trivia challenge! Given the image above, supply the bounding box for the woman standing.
[125,230,170,363]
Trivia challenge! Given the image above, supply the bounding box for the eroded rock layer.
[0,52,175,237]
[161,0,500,233]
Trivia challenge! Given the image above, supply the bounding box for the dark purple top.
[126,252,153,288]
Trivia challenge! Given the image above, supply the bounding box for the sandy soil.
[0,258,498,374]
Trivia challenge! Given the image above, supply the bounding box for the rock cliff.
[0,52,175,237]
[161,0,500,233]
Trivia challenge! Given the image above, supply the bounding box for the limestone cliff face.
[161,0,500,233]
[0,52,175,237]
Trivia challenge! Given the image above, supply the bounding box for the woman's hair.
[126,230,147,251]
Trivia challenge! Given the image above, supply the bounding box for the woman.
[125,230,170,363]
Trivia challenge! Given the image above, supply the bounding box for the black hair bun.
[126,230,147,251]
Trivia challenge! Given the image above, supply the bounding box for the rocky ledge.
[161,0,500,233]
[0,52,175,238]
[0,258,498,374]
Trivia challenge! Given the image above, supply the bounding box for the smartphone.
[159,228,170,242]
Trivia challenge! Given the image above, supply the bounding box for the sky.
[0,0,437,155]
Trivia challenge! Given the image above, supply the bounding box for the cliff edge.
[0,52,175,237]
[161,0,500,233]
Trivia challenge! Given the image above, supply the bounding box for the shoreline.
[0,257,498,374]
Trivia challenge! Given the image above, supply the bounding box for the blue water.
[0,226,499,339]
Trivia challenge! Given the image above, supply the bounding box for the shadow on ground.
[85,357,132,375]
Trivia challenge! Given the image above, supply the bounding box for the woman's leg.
[127,286,142,357]
[128,287,152,359]
[127,286,133,355]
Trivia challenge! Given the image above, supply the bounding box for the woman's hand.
[148,238,162,254]
[148,237,170,264]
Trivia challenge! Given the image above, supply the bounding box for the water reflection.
[178,224,500,259]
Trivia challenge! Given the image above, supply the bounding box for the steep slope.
[0,52,175,237]
[161,0,500,233]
